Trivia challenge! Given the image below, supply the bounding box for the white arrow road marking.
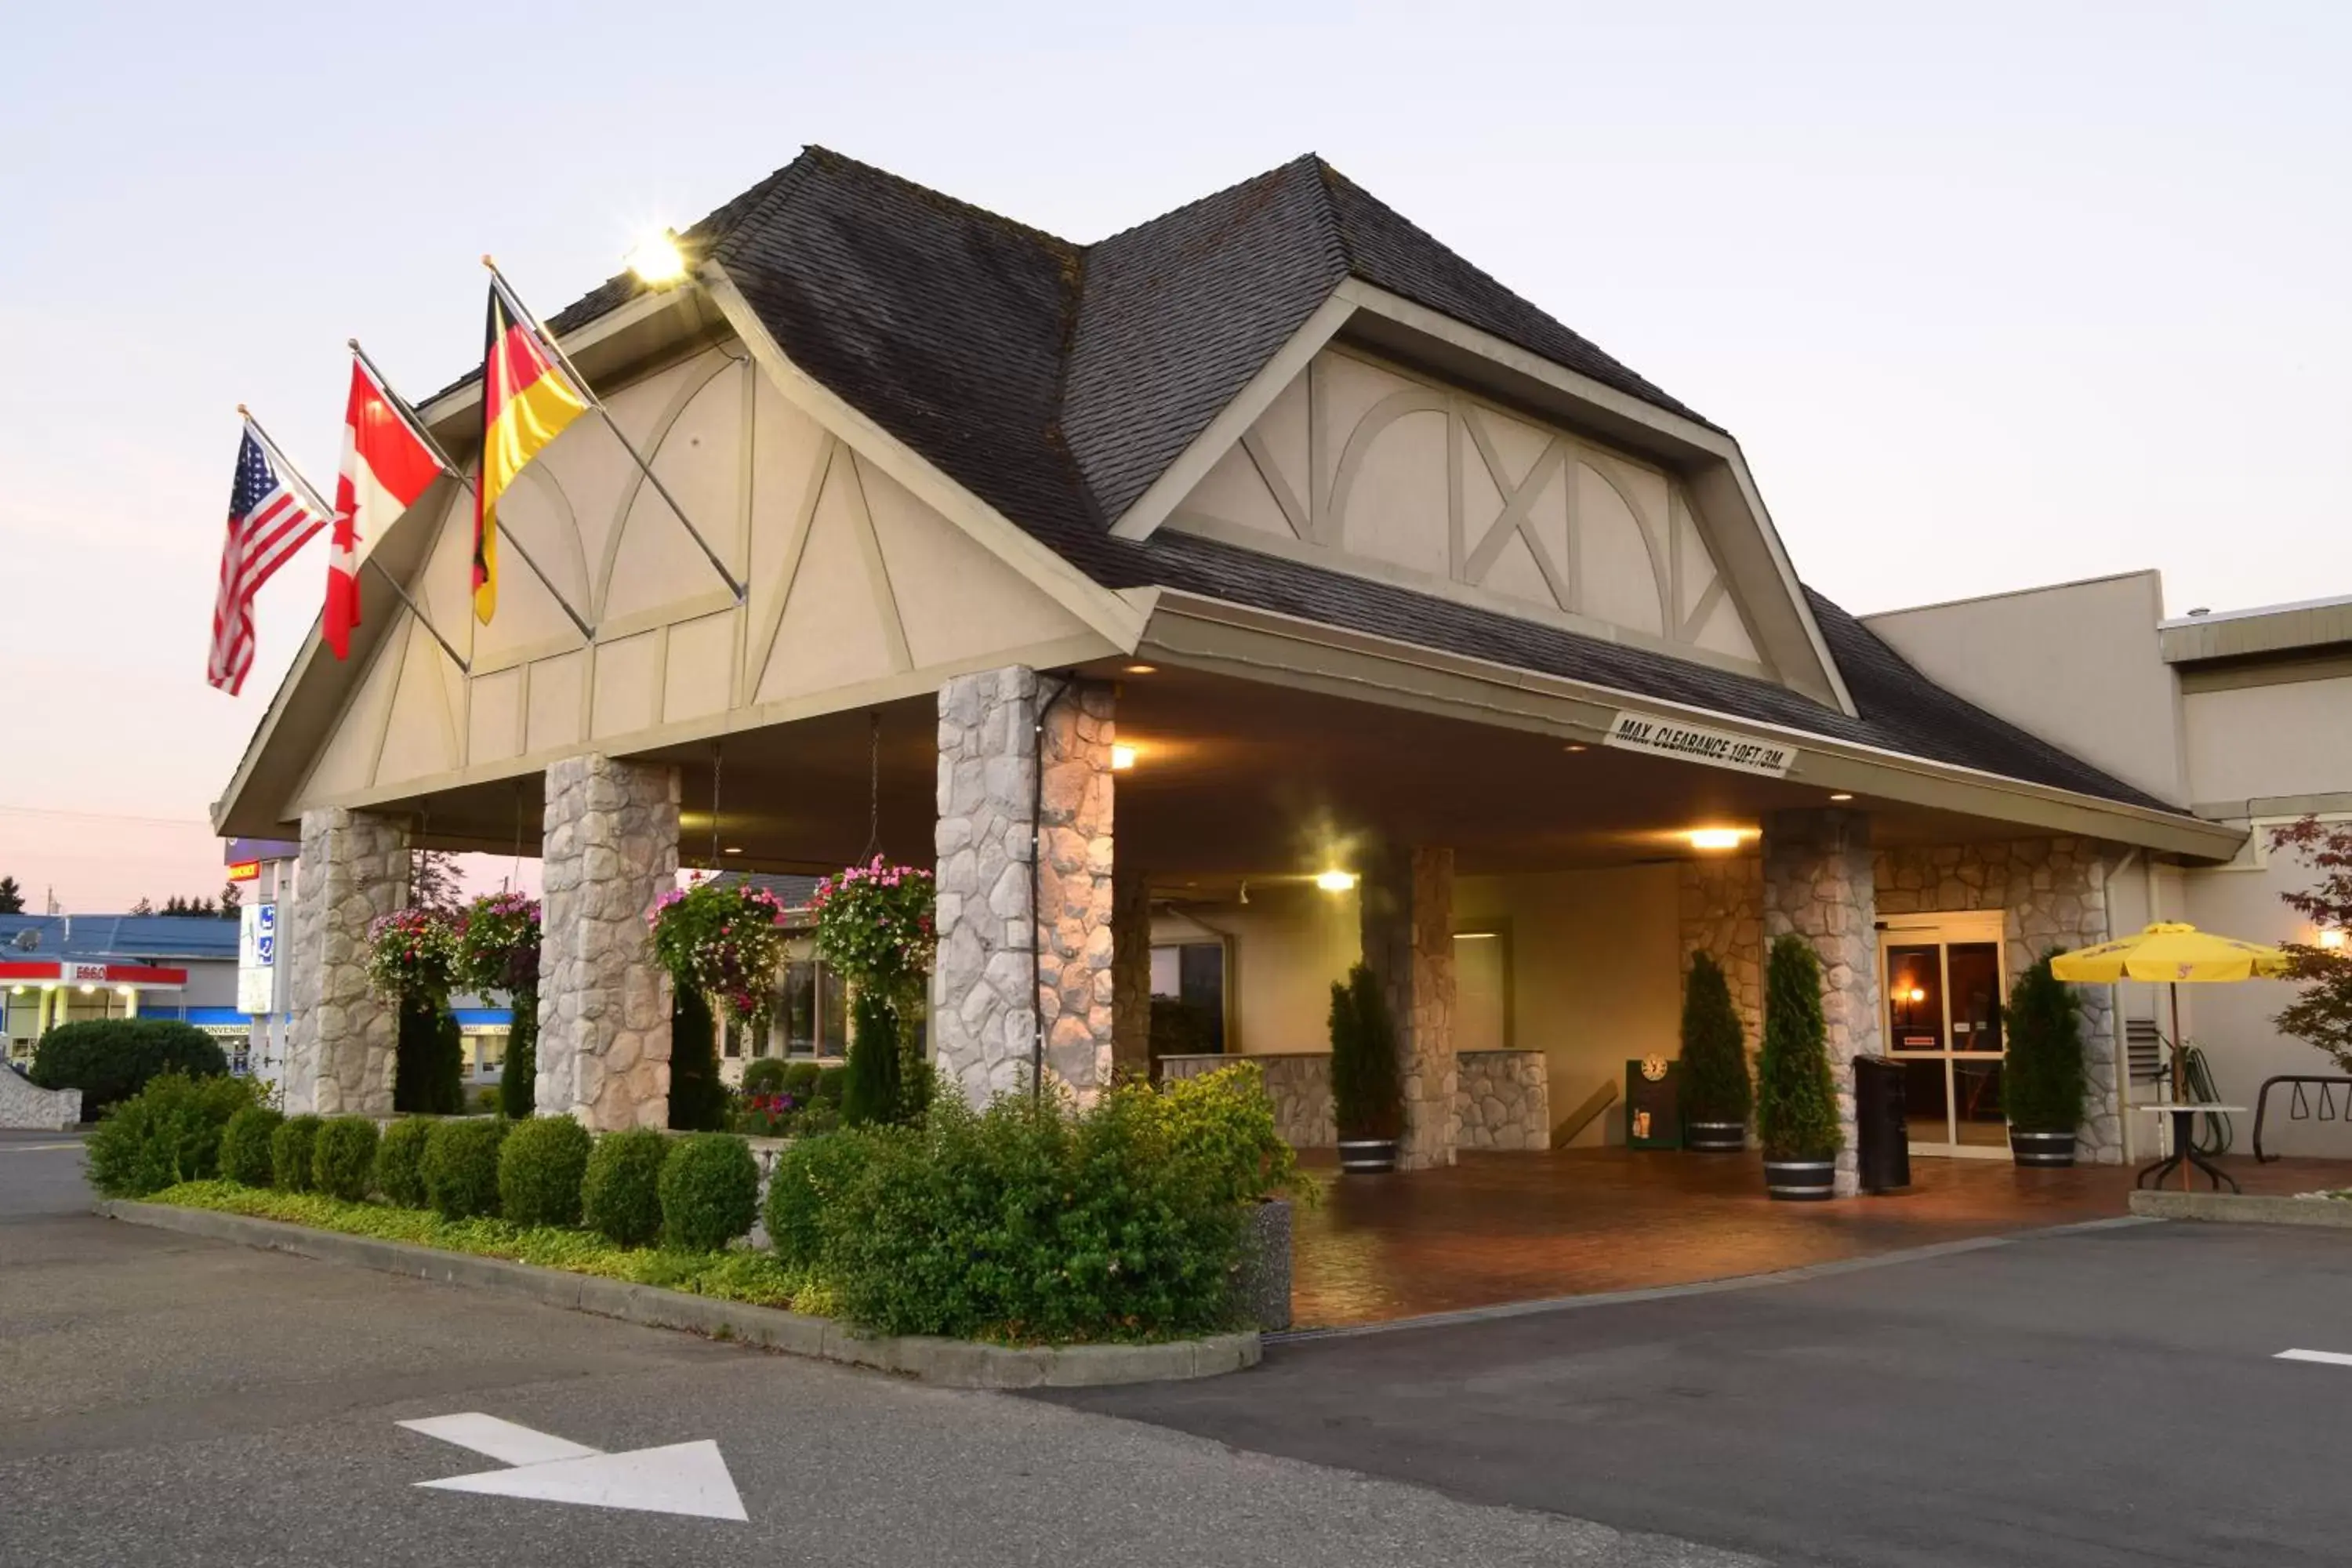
[398,1413,747,1522]
[2277,1349,2352,1368]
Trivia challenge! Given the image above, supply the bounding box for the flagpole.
[238,405,471,676]
[350,339,596,643]
[481,257,746,601]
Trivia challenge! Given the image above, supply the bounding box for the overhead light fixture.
[1907,985,1928,1004]
[1564,743,1589,753]
[1315,869,1359,893]
[78,983,95,994]
[1110,744,1138,771]
[8,985,20,995]
[722,846,743,856]
[1828,792,1854,802]
[1124,662,1157,675]
[116,985,135,996]
[1687,829,1748,851]
[625,227,688,286]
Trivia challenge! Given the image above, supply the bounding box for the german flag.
[474,283,586,622]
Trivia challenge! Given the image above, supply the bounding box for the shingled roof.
[508,147,2169,814]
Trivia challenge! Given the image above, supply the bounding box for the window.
[779,958,851,1058]
[1149,942,1226,1055]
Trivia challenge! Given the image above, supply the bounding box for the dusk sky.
[3,2,2344,913]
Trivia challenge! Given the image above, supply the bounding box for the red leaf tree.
[2270,816,2352,1073]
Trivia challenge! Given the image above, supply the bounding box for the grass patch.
[143,1181,823,1313]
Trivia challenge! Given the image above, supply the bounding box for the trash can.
[1853,1054,1911,1194]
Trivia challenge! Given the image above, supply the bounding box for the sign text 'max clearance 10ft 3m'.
[1602,711,1798,779]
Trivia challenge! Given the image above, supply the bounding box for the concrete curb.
[99,1200,1259,1388]
[2129,1190,2352,1228]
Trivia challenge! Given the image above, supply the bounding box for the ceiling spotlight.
[78,983,96,994]
[1110,744,1138,771]
[1828,792,1854,802]
[1563,743,1589,753]
[721,846,743,856]
[1124,662,1157,675]
[1687,829,1747,851]
[625,227,688,286]
[1315,869,1359,893]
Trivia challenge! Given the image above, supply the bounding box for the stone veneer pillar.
[931,667,1117,1106]
[1110,866,1152,1077]
[535,755,679,1130]
[1760,808,1879,1196]
[1361,845,1458,1171]
[286,808,408,1116]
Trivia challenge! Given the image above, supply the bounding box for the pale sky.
[3,1,2345,912]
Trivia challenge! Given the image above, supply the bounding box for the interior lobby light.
[1315,869,1359,893]
[1687,829,1747,851]
[625,227,688,286]
[1110,744,1138,771]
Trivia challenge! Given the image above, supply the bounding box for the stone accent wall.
[1875,837,2121,1161]
[0,1068,79,1130]
[537,755,679,1131]
[287,808,408,1116]
[1110,868,1152,1077]
[932,668,1116,1106]
[1454,1050,1552,1150]
[1161,1052,1336,1147]
[1761,808,1879,1196]
[1361,846,1458,1170]
[1678,855,1765,1049]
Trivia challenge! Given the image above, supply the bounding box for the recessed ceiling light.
[1314,869,1359,893]
[1687,829,1748,851]
[1564,743,1589,753]
[1124,662,1157,675]
[722,845,743,855]
[1828,792,1854,802]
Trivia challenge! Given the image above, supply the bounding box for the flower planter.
[1684,1120,1747,1152]
[2009,1129,2077,1167]
[1763,1157,1836,1200]
[1337,1137,1398,1174]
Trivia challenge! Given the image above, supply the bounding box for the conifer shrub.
[2003,953,2086,1134]
[220,1104,284,1187]
[667,988,729,1132]
[270,1114,326,1192]
[420,1117,507,1220]
[1329,963,1403,1141]
[1679,952,1753,1125]
[840,991,904,1127]
[1755,935,1841,1161]
[581,1127,670,1247]
[498,1115,593,1228]
[657,1133,759,1251]
[375,1117,434,1208]
[311,1116,381,1202]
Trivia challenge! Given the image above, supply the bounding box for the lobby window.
[1149,942,1226,1055]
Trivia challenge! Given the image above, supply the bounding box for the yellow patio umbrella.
[2050,922,2292,1102]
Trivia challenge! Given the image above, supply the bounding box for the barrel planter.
[2009,1129,2077,1168]
[1337,1137,1398,1174]
[1685,1120,1747,1153]
[1763,1157,1836,1200]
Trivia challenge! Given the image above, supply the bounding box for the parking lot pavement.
[0,1144,1751,1568]
[1043,1218,2352,1568]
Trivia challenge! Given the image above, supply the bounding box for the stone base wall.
[1678,855,1764,1049]
[0,1070,79,1130]
[288,808,408,1117]
[1456,1050,1551,1150]
[1160,1053,1335,1147]
[537,755,679,1131]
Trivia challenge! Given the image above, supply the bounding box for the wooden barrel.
[1685,1120,1747,1152]
[1337,1138,1398,1174]
[2009,1130,2077,1167]
[1763,1158,1836,1200]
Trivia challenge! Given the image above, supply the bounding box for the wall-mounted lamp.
[1315,869,1359,893]
[1110,744,1138,771]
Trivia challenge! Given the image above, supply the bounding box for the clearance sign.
[1604,712,1797,779]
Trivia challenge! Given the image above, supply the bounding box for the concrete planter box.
[1232,1197,1292,1333]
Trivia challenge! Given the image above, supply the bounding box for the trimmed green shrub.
[499,1115,593,1228]
[394,999,466,1115]
[781,1062,821,1100]
[1679,952,1753,1125]
[421,1117,507,1220]
[498,991,538,1120]
[668,988,728,1132]
[1329,962,1403,1140]
[740,1058,789,1096]
[376,1117,434,1208]
[219,1105,284,1187]
[32,1018,227,1118]
[1756,935,1840,1160]
[270,1115,325,1192]
[841,991,903,1127]
[581,1127,670,1247]
[763,1131,877,1269]
[657,1133,758,1251]
[84,1073,260,1198]
[2003,953,2086,1134]
[312,1117,381,1202]
[814,1065,848,1106]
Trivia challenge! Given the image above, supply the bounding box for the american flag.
[209,427,326,695]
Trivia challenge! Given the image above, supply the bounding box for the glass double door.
[1882,918,2008,1156]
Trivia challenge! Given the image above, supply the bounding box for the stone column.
[286,808,408,1116]
[931,668,1117,1107]
[1361,845,1458,1171]
[536,755,679,1130]
[1110,867,1153,1078]
[1760,808,1879,1196]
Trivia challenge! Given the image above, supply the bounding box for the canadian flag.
[327,355,443,659]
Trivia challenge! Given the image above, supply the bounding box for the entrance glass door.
[1882,920,2007,1158]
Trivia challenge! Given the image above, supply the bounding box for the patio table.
[2136,1104,2246,1193]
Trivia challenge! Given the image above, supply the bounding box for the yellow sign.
[226,860,260,884]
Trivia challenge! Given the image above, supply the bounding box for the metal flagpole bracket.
[349,337,597,644]
[481,256,746,604]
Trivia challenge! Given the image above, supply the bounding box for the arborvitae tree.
[1679,952,1752,1124]
[1755,935,1840,1160]
[667,986,728,1131]
[840,989,904,1127]
[1330,962,1404,1140]
[498,990,539,1120]
[0,876,24,914]
[2002,953,2085,1133]
[393,997,466,1114]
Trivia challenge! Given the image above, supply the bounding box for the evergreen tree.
[2002,953,2085,1133]
[220,884,241,919]
[1755,935,1841,1160]
[129,897,155,916]
[667,986,728,1131]
[410,850,465,912]
[0,876,23,914]
[394,998,466,1114]
[1330,962,1404,1140]
[1679,952,1752,1123]
[498,990,539,1120]
[841,989,904,1127]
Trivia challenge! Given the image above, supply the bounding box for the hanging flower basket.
[455,891,541,998]
[810,858,936,1003]
[365,908,462,1005]
[648,878,792,1030]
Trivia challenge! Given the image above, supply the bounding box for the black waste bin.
[1853,1054,1911,1194]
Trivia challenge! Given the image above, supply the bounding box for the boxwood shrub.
[32,1018,227,1118]
[657,1133,758,1252]
[782,1062,822,1100]
[219,1105,284,1187]
[762,1130,877,1269]
[83,1073,261,1198]
[580,1127,669,1247]
[375,1117,434,1208]
[739,1058,789,1096]
[270,1115,325,1192]
[421,1118,507,1220]
[312,1117,380,1202]
[498,1116,593,1228]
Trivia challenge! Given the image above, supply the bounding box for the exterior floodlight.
[1687,829,1746,851]
[1111,744,1138,771]
[626,228,688,287]
[1315,869,1359,893]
